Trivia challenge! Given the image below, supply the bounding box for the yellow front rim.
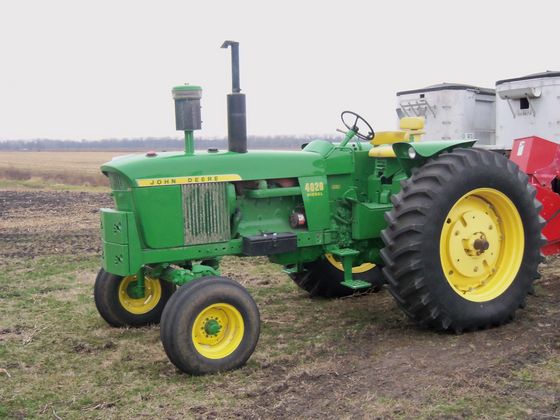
[192,303,244,360]
[440,188,524,302]
[325,253,376,274]
[118,275,162,315]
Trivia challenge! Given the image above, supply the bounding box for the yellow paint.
[399,117,425,130]
[369,117,425,149]
[371,131,408,146]
[118,275,162,314]
[304,181,325,197]
[439,188,524,302]
[192,303,245,359]
[368,146,397,158]
[137,174,242,187]
[304,182,324,192]
[325,253,376,274]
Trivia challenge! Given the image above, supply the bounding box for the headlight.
[408,148,417,159]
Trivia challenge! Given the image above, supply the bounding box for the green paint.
[133,186,184,248]
[130,269,145,298]
[100,117,476,288]
[393,140,476,175]
[352,201,392,240]
[298,175,330,231]
[184,131,195,155]
[393,140,476,159]
[339,129,357,148]
[303,140,335,157]
[101,150,325,185]
[246,186,301,198]
[204,319,221,335]
[151,264,220,286]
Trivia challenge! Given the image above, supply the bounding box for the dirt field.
[1,186,560,418]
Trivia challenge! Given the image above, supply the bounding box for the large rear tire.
[381,148,544,332]
[288,255,385,298]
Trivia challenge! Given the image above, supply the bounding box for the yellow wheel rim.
[440,188,524,302]
[325,253,375,274]
[118,275,162,315]
[192,303,244,359]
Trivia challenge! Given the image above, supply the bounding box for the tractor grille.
[182,183,230,245]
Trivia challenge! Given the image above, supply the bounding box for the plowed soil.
[0,190,112,263]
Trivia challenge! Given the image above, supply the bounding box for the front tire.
[94,269,175,327]
[381,148,544,332]
[160,276,260,375]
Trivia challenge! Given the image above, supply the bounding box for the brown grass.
[0,151,129,187]
[0,167,108,187]
[2,175,560,418]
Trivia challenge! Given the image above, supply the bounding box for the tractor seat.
[369,145,397,158]
[368,117,425,158]
[371,131,409,145]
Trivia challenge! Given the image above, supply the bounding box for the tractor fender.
[392,140,476,175]
[393,140,476,159]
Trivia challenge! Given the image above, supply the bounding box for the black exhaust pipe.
[221,40,247,153]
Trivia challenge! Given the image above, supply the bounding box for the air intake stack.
[221,40,247,153]
[172,85,202,155]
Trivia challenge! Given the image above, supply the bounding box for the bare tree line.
[0,135,340,151]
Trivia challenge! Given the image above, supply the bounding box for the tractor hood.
[101,150,326,187]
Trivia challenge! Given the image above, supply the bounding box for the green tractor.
[95,41,543,375]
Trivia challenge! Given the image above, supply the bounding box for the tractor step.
[340,279,372,290]
[282,265,301,275]
[329,248,360,257]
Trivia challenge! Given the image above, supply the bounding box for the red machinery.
[510,136,560,255]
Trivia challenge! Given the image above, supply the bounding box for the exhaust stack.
[221,40,247,153]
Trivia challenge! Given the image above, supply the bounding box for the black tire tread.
[380,148,544,332]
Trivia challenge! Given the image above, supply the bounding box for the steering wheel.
[341,111,375,141]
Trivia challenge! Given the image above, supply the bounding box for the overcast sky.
[1,0,559,140]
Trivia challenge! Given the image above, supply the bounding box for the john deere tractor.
[95,41,543,375]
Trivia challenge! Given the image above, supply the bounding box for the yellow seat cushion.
[400,117,425,130]
[368,145,396,158]
[371,131,408,146]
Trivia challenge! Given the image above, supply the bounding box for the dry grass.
[0,151,131,188]
[2,252,560,419]
[0,151,119,175]
[2,186,560,418]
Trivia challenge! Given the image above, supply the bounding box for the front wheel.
[160,276,260,375]
[94,269,175,327]
[381,148,544,332]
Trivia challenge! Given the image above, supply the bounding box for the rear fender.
[393,140,476,175]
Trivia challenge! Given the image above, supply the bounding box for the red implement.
[510,136,560,255]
